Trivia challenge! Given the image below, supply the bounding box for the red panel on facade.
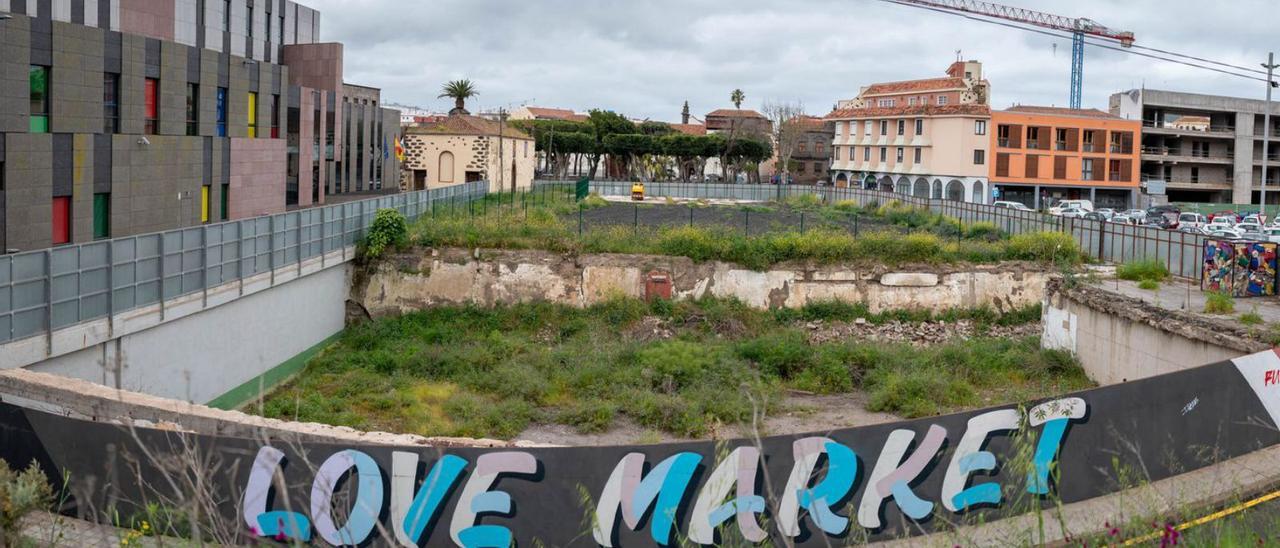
[52,197,71,245]
[144,79,158,119]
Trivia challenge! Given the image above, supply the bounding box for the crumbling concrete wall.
[353,247,1051,317]
[1042,279,1268,384]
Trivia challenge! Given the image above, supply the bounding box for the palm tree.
[730,89,745,110]
[439,79,478,115]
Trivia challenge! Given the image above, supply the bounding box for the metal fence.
[0,180,488,345]
[576,181,1208,279]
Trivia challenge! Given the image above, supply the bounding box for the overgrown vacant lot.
[405,190,1081,270]
[257,298,1091,441]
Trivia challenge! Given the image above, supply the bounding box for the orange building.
[990,106,1142,209]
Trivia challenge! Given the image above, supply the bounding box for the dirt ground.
[512,391,902,447]
[566,202,900,236]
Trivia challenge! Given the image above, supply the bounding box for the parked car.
[1049,199,1095,215]
[1180,225,1210,235]
[1109,214,1135,225]
[992,200,1033,211]
[1208,210,1240,223]
[1207,227,1244,239]
[1123,209,1147,221]
[1177,212,1208,231]
[1207,216,1237,230]
[1242,214,1265,226]
[1059,207,1088,219]
[1236,222,1265,238]
[1264,227,1280,243]
[1083,211,1107,222]
[1094,208,1116,219]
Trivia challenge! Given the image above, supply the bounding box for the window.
[215,87,227,136]
[52,197,71,245]
[1190,167,1200,183]
[973,149,985,165]
[880,120,888,135]
[1055,128,1068,150]
[997,125,1011,147]
[908,97,917,106]
[797,141,806,154]
[93,193,110,239]
[877,99,895,107]
[914,119,923,135]
[914,148,922,164]
[864,146,870,161]
[834,146,841,160]
[897,119,905,135]
[937,96,948,105]
[200,185,210,223]
[813,162,822,174]
[223,0,231,31]
[879,147,887,162]
[278,14,285,43]
[144,78,159,134]
[896,147,903,163]
[29,65,50,133]
[1082,130,1095,152]
[186,83,199,136]
[246,3,253,38]
[247,92,258,138]
[975,120,987,135]
[1082,158,1095,180]
[1026,127,1041,149]
[270,94,280,138]
[221,184,230,220]
[103,73,119,133]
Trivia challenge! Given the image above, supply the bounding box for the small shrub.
[1117,259,1170,283]
[783,193,823,210]
[1240,308,1264,326]
[1204,291,1235,315]
[363,208,408,259]
[832,199,860,213]
[964,221,1003,241]
[557,399,619,433]
[736,330,812,379]
[1006,232,1080,264]
[1137,279,1160,291]
[581,193,609,209]
[0,459,54,540]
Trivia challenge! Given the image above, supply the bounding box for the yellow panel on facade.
[201,185,210,223]
[247,92,258,138]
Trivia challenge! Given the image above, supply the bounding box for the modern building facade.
[1110,88,1280,205]
[0,1,399,253]
[827,60,991,203]
[400,114,534,193]
[990,106,1141,209]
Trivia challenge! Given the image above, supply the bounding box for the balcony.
[1143,174,1233,188]
[1027,142,1041,150]
[1141,146,1235,164]
[1143,120,1236,137]
[1055,142,1068,151]
[998,138,1010,147]
[1082,143,1096,152]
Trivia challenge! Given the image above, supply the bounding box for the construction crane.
[886,0,1134,109]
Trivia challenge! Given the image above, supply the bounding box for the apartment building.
[0,1,400,253]
[790,116,833,184]
[827,60,992,203]
[990,106,1141,209]
[1110,88,1280,205]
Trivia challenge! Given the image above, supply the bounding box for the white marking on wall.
[1041,302,1077,354]
[1232,350,1280,429]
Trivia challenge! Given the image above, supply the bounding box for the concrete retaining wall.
[1042,279,1268,384]
[25,264,352,405]
[355,247,1051,316]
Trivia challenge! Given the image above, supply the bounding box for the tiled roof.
[406,114,533,139]
[525,107,588,122]
[1001,105,1121,120]
[862,77,966,96]
[706,109,766,119]
[668,123,707,136]
[795,115,829,131]
[824,103,990,120]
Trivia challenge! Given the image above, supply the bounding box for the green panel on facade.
[93,193,110,239]
[29,116,47,133]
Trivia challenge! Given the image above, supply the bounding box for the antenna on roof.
[955,49,962,62]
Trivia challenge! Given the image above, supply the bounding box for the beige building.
[827,60,993,203]
[400,115,536,193]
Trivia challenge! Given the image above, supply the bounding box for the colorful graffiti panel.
[1202,239,1234,293]
[5,351,1280,546]
[1232,242,1279,297]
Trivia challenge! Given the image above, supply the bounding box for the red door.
[52,196,71,244]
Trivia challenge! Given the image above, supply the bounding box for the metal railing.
[581,181,1207,279]
[0,180,488,345]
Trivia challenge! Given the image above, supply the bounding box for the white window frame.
[914,119,923,135]
[914,148,922,164]
[896,147,904,163]
[975,120,987,135]
[937,96,949,105]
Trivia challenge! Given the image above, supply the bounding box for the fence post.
[158,234,167,321]
[578,204,584,237]
[634,203,638,235]
[801,212,805,233]
[689,204,694,227]
[744,209,750,235]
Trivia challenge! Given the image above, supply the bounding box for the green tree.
[638,121,676,136]
[585,110,637,180]
[730,89,745,110]
[439,79,478,115]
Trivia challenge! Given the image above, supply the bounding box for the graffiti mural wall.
[1202,239,1279,297]
[4,350,1280,546]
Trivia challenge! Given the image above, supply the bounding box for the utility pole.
[1262,52,1277,219]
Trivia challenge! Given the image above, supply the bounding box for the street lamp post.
[1262,52,1277,220]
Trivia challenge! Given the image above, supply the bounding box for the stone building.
[0,1,399,253]
[400,115,534,193]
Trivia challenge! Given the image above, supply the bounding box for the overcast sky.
[303,0,1276,122]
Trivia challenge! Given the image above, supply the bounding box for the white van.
[1177,212,1208,230]
[1049,199,1094,215]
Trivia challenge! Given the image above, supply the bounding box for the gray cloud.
[304,0,1278,120]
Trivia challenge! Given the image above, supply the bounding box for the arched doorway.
[895,176,911,195]
[946,180,965,202]
[932,180,942,199]
[913,177,929,197]
[438,151,455,183]
[878,176,893,192]
[835,173,849,188]
[971,181,986,204]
